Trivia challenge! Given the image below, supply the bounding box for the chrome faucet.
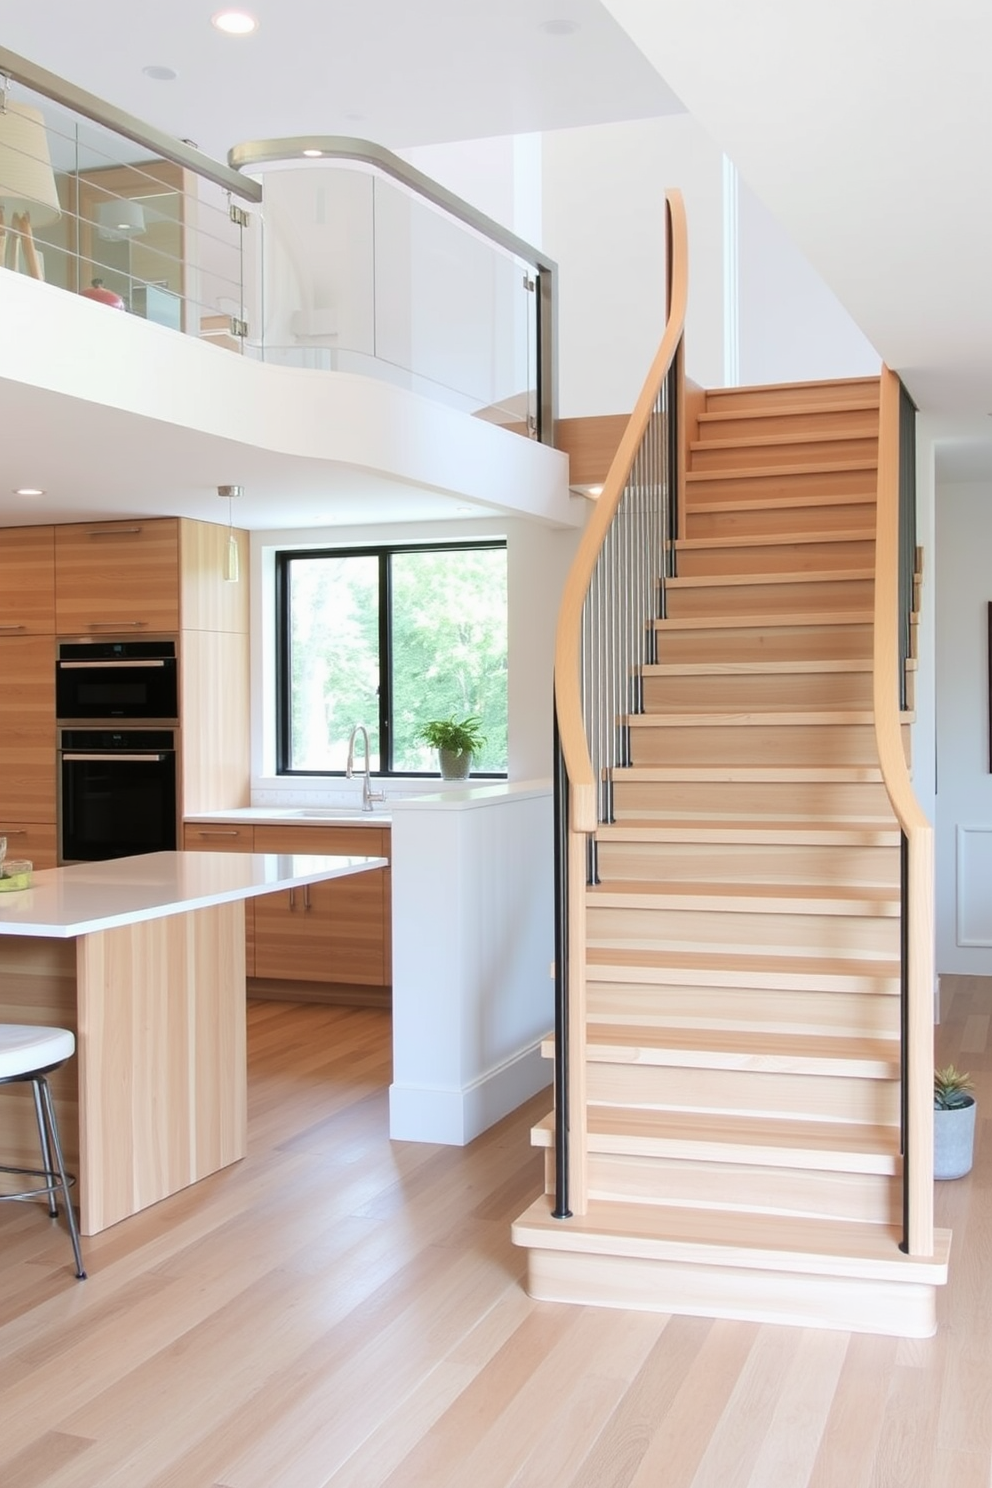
[345,724,386,812]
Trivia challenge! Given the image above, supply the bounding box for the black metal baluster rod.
[552,710,572,1219]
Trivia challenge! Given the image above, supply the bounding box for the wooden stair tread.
[587,880,899,915]
[686,460,878,484]
[676,529,874,550]
[595,818,897,845]
[586,946,901,983]
[697,399,880,427]
[667,568,874,590]
[531,1109,901,1172]
[690,431,877,454]
[642,659,873,676]
[687,493,875,515]
[567,1025,899,1077]
[626,710,879,727]
[655,610,875,631]
[512,1196,950,1284]
[609,766,884,783]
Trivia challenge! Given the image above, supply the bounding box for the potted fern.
[934,1065,976,1179]
[415,715,486,780]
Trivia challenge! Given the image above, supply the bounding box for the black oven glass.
[59,729,177,863]
[56,640,179,722]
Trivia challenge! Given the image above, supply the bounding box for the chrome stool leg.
[30,1077,59,1219]
[36,1074,86,1280]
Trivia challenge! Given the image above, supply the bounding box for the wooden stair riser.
[687,465,875,506]
[641,668,873,713]
[566,1152,900,1227]
[595,839,900,887]
[587,1063,900,1125]
[685,500,877,543]
[696,404,881,442]
[704,379,881,413]
[653,621,874,664]
[626,721,896,769]
[664,576,873,620]
[674,537,875,577]
[586,905,900,960]
[690,436,878,474]
[585,984,900,1040]
[610,777,893,820]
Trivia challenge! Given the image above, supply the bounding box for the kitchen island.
[0,850,385,1235]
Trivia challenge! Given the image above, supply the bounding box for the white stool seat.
[0,1025,75,1080]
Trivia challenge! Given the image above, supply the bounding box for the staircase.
[513,372,950,1336]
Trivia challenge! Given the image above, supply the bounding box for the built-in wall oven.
[56,639,179,723]
[59,728,178,863]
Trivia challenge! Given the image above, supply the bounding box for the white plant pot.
[934,1098,977,1179]
[438,747,472,781]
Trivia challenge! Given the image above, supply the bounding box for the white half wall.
[934,479,992,973]
[389,786,554,1144]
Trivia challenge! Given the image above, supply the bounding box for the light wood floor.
[0,984,988,1488]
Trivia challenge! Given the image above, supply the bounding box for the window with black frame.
[276,541,508,776]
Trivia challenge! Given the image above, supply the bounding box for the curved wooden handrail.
[873,363,934,1257]
[553,190,688,834]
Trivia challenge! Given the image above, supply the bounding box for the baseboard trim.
[389,1040,551,1145]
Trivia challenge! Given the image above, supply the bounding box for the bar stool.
[0,1025,86,1279]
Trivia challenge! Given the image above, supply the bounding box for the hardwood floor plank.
[0,992,989,1486]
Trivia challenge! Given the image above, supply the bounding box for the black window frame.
[275,539,508,778]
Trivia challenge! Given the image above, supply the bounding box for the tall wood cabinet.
[0,527,57,866]
[0,516,251,867]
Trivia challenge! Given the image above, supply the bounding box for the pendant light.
[217,484,242,582]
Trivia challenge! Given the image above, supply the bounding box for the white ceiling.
[1,0,988,526]
[601,0,992,472]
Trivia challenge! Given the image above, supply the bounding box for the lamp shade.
[96,198,147,241]
[0,102,61,227]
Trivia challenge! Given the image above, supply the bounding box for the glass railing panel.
[0,78,245,345]
[242,164,376,371]
[373,175,536,432]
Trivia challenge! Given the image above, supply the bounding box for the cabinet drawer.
[183,822,255,851]
[55,518,180,634]
[253,824,387,858]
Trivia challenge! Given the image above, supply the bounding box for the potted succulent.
[934,1064,977,1179]
[415,715,486,780]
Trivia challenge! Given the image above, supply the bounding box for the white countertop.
[186,780,553,829]
[0,850,386,939]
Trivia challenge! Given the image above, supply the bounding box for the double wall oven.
[56,639,179,863]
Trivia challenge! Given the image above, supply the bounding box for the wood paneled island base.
[0,850,384,1235]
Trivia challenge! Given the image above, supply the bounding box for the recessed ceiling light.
[142,65,178,81]
[211,10,259,35]
[13,487,44,497]
[302,148,324,158]
[588,485,604,497]
[540,18,580,35]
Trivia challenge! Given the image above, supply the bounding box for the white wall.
[542,114,726,413]
[736,178,880,387]
[933,479,992,973]
[250,513,583,790]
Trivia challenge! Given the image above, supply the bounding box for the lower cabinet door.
[252,825,388,986]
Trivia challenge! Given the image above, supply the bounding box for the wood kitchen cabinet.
[0,635,57,842]
[54,518,181,634]
[183,821,257,975]
[0,526,55,634]
[253,825,390,996]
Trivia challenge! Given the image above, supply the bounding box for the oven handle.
[57,660,168,669]
[61,752,171,762]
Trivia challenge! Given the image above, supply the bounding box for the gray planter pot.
[934,1097,977,1179]
[438,747,472,781]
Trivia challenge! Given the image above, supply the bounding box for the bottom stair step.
[511,1196,951,1337]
